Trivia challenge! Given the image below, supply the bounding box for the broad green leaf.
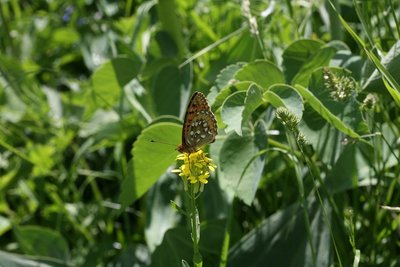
[13,226,69,261]
[227,197,331,267]
[299,106,343,164]
[211,81,252,111]
[221,91,246,134]
[241,85,264,133]
[264,84,304,119]
[329,142,374,193]
[145,173,180,252]
[201,178,230,220]
[219,124,267,205]
[126,123,180,204]
[235,60,284,90]
[219,84,264,136]
[209,63,245,105]
[91,56,143,107]
[155,31,178,58]
[282,39,325,83]
[215,63,245,91]
[152,64,192,117]
[150,227,192,267]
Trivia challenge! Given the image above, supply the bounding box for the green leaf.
[91,56,143,107]
[227,197,331,267]
[219,124,267,205]
[241,85,264,132]
[209,63,245,105]
[291,45,337,86]
[150,227,192,267]
[327,143,360,193]
[297,68,367,163]
[150,221,225,267]
[145,173,180,252]
[13,226,69,261]
[215,63,245,91]
[123,123,180,204]
[235,60,284,90]
[152,64,192,117]
[211,81,252,111]
[221,91,246,135]
[219,84,265,136]
[282,39,325,83]
[264,84,304,119]
[330,4,400,105]
[294,79,361,139]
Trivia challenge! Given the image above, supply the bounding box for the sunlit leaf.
[235,60,284,89]
[122,123,181,205]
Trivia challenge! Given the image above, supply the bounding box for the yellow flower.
[172,150,217,191]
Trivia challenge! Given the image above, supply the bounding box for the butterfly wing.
[178,92,217,153]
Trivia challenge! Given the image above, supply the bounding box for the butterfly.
[177,92,218,153]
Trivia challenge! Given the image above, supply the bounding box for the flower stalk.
[172,150,217,267]
[189,183,202,267]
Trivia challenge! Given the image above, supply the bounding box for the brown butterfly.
[177,92,217,153]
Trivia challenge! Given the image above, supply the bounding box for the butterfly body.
[177,92,217,153]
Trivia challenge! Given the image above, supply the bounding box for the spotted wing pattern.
[177,92,217,153]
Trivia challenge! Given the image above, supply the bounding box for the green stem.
[219,197,235,267]
[189,184,202,267]
[286,132,317,267]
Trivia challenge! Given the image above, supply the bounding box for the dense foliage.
[1,0,400,266]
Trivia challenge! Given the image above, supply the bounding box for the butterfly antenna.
[148,139,177,148]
